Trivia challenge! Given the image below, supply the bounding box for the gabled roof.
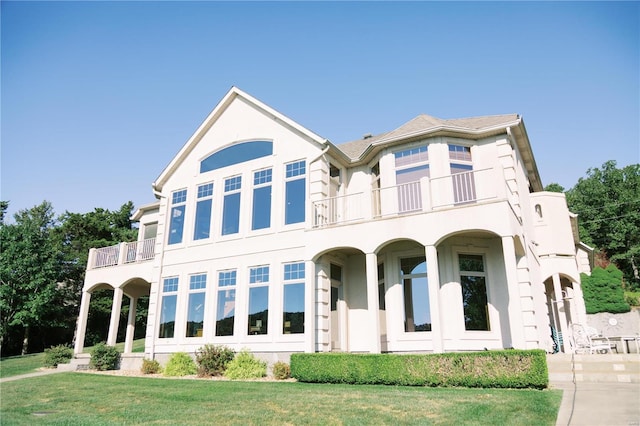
[153,86,328,194]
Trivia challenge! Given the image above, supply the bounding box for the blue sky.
[2,1,638,220]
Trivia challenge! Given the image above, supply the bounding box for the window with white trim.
[248,266,269,335]
[186,274,206,337]
[221,176,242,235]
[194,183,213,240]
[283,262,305,334]
[252,168,272,230]
[215,270,236,336]
[459,254,490,331]
[394,146,428,212]
[285,160,306,224]
[168,189,187,244]
[449,144,476,203]
[159,277,179,338]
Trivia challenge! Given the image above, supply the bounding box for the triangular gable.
[152,86,328,193]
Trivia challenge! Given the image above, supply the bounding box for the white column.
[365,253,381,353]
[74,290,92,354]
[502,236,525,349]
[305,260,316,353]
[425,245,443,353]
[107,287,124,346]
[552,273,569,352]
[124,296,137,353]
[572,280,587,326]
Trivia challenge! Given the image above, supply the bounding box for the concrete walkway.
[0,368,65,383]
[553,381,640,426]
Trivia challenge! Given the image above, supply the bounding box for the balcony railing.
[90,238,156,269]
[313,192,364,227]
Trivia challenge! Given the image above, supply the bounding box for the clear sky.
[2,1,638,221]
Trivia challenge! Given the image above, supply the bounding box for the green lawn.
[1,373,561,425]
[0,339,145,379]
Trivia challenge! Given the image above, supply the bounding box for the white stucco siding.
[531,192,576,257]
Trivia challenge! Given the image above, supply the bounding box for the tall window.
[285,160,306,224]
[186,274,206,337]
[216,270,236,336]
[401,256,430,332]
[252,169,272,230]
[378,263,386,310]
[449,144,476,203]
[283,262,305,334]
[248,266,269,335]
[168,189,187,245]
[459,254,490,331]
[222,176,241,235]
[159,277,179,338]
[194,183,213,240]
[394,146,428,212]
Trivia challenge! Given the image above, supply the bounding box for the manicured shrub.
[272,361,291,380]
[624,291,640,307]
[141,358,162,374]
[582,265,631,314]
[290,350,548,389]
[89,343,120,371]
[195,344,235,377]
[224,350,267,380]
[43,344,73,368]
[163,352,197,377]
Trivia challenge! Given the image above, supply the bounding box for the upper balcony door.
[328,164,342,224]
[449,144,476,204]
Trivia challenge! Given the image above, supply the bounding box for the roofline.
[152,86,327,193]
[131,200,160,221]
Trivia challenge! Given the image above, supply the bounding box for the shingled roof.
[336,113,520,161]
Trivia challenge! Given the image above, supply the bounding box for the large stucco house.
[73,87,590,364]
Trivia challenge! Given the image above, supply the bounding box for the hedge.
[290,350,548,389]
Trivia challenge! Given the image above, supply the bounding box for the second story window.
[159,277,179,338]
[449,144,476,203]
[285,160,306,225]
[395,146,429,184]
[222,176,242,235]
[252,168,272,230]
[194,183,213,240]
[168,189,187,245]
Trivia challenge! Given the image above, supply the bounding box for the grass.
[0,339,145,379]
[0,373,561,425]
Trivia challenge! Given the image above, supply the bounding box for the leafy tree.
[544,183,565,193]
[0,201,66,354]
[566,161,640,290]
[581,265,630,314]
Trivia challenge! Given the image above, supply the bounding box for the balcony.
[313,167,517,228]
[89,238,156,270]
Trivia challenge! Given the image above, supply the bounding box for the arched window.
[200,141,273,173]
[535,204,543,219]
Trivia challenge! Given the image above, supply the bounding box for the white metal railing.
[373,181,423,217]
[451,170,477,204]
[430,167,496,209]
[313,192,364,227]
[91,237,156,269]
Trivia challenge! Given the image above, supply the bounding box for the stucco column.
[425,245,443,353]
[572,280,587,326]
[365,253,381,353]
[107,287,124,346]
[74,290,92,354]
[124,296,137,353]
[552,273,569,352]
[502,236,525,349]
[306,260,316,353]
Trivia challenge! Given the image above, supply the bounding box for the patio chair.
[570,323,616,354]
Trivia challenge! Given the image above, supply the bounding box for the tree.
[566,161,640,290]
[544,183,565,193]
[0,201,66,355]
[581,265,630,314]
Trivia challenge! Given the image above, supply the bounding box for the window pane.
[190,274,207,290]
[168,205,185,245]
[252,186,272,230]
[462,275,490,331]
[248,286,269,335]
[201,141,273,173]
[186,292,205,337]
[286,161,306,178]
[459,254,484,272]
[222,192,241,235]
[285,262,305,280]
[193,199,212,240]
[158,295,177,338]
[218,270,236,287]
[401,257,430,332]
[250,266,269,283]
[396,164,430,184]
[216,289,235,336]
[163,277,179,293]
[172,190,187,204]
[283,283,305,334]
[285,178,305,224]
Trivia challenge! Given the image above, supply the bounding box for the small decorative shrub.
[224,350,267,380]
[195,344,235,377]
[141,358,162,374]
[43,344,73,368]
[272,361,291,380]
[163,352,197,377]
[89,343,120,371]
[624,292,640,307]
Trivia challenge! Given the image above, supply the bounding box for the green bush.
[290,350,548,389]
[195,344,235,377]
[224,350,267,380]
[89,343,120,371]
[141,358,162,374]
[43,345,73,368]
[163,352,197,377]
[272,361,291,380]
[582,265,631,314]
[624,291,640,307]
